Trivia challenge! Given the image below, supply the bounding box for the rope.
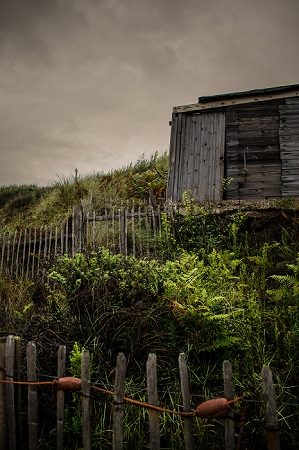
[0,379,58,386]
[0,377,242,418]
[91,385,195,416]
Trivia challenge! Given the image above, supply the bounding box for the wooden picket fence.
[0,336,281,450]
[0,200,174,278]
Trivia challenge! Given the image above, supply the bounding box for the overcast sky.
[1,0,299,186]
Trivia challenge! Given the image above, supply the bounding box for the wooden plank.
[0,337,8,450]
[145,206,150,258]
[177,114,187,201]
[175,113,184,202]
[173,91,299,113]
[15,230,22,277]
[131,201,136,257]
[27,341,38,450]
[31,229,37,278]
[37,228,42,273]
[285,97,299,105]
[223,361,234,450]
[54,225,58,257]
[25,229,31,278]
[6,335,16,450]
[232,173,281,183]
[81,349,91,450]
[0,234,5,275]
[261,366,280,450]
[113,353,126,450]
[15,338,22,450]
[60,223,64,255]
[65,220,69,255]
[166,114,178,201]
[146,353,160,450]
[179,353,195,450]
[57,345,66,450]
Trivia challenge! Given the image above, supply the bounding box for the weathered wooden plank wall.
[280,97,299,197]
[166,112,225,202]
[167,96,299,202]
[226,100,283,200]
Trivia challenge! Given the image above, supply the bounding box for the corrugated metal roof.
[198,84,299,104]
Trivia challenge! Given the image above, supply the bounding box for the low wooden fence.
[0,336,281,450]
[0,200,174,278]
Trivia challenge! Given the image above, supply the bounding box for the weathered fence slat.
[37,227,42,274]
[179,353,195,450]
[262,365,281,450]
[223,360,234,450]
[15,338,22,450]
[0,234,5,275]
[6,335,16,450]
[113,353,126,450]
[16,230,22,277]
[57,345,66,450]
[82,349,91,450]
[6,232,11,276]
[0,337,8,449]
[31,228,37,278]
[138,203,143,256]
[146,353,160,450]
[26,229,31,278]
[27,341,38,450]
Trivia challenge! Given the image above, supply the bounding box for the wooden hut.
[166,84,299,202]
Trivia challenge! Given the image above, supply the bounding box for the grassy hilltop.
[1,151,299,448]
[0,151,168,231]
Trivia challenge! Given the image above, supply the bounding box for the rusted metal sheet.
[166,112,225,202]
[280,97,299,197]
[226,100,283,200]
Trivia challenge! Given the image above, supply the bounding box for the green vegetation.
[0,151,168,230]
[1,152,299,448]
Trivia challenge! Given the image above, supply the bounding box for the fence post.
[113,353,126,450]
[72,205,82,257]
[262,365,280,450]
[223,361,235,450]
[0,337,8,450]
[81,349,91,450]
[57,345,66,450]
[15,338,22,450]
[147,353,160,450]
[120,210,126,256]
[179,353,195,450]
[6,336,16,450]
[27,342,38,450]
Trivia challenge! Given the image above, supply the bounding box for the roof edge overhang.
[173,84,299,114]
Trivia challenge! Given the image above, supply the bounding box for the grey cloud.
[1,0,299,186]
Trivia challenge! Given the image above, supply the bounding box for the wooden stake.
[81,349,91,450]
[262,366,280,450]
[57,345,66,450]
[179,353,195,450]
[113,353,126,450]
[6,335,16,450]
[146,353,160,450]
[27,342,38,450]
[0,337,8,450]
[223,360,234,450]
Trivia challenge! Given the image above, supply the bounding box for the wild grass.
[0,152,168,231]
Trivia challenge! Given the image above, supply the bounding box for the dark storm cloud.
[0,0,299,186]
[0,0,87,62]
